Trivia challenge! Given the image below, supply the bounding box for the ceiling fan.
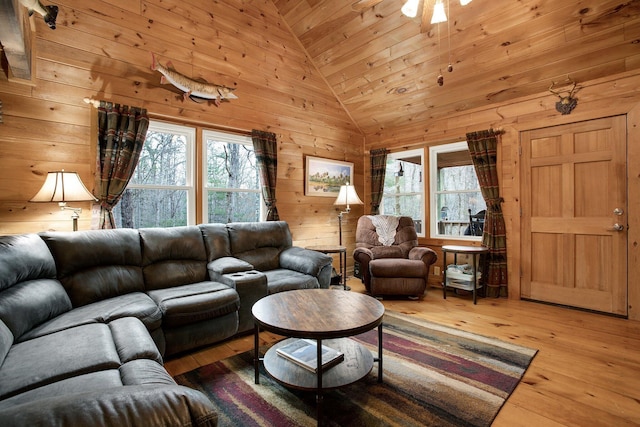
[352,0,473,85]
[351,0,471,34]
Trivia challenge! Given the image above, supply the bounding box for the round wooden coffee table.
[252,289,385,425]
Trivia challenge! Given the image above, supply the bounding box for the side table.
[305,245,348,290]
[441,245,489,304]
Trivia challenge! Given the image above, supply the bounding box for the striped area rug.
[175,312,537,426]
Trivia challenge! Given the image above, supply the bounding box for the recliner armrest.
[353,247,373,262]
[408,246,438,266]
[279,247,332,276]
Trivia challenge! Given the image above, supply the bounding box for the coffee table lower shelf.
[263,337,374,390]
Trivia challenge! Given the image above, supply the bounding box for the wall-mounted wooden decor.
[151,53,237,107]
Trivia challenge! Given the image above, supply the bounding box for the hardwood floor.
[165,278,640,426]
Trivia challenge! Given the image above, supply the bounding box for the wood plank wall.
[0,0,364,261]
[2,1,639,319]
[363,70,640,320]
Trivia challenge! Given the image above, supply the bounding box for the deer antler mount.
[549,76,579,115]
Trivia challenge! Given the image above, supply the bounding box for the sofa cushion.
[0,318,161,400]
[199,223,232,261]
[0,385,218,427]
[227,221,292,271]
[147,282,240,328]
[0,354,172,412]
[355,215,419,258]
[0,234,56,292]
[0,234,69,341]
[18,292,162,342]
[0,370,123,410]
[264,269,319,294]
[140,226,208,291]
[0,279,71,342]
[0,324,122,399]
[40,229,144,307]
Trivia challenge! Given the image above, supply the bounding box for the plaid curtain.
[466,129,508,297]
[96,101,149,229]
[370,148,389,215]
[251,130,279,221]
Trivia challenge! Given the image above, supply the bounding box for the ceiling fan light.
[460,0,472,5]
[431,0,447,24]
[401,0,420,18]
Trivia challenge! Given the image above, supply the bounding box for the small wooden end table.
[252,289,384,426]
[305,245,348,290]
[441,245,489,304]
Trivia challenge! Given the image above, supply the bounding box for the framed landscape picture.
[305,156,354,197]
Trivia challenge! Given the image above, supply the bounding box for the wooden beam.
[0,0,32,81]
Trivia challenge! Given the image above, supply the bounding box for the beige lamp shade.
[333,183,363,207]
[334,182,363,248]
[30,170,97,203]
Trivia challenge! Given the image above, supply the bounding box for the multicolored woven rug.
[175,312,537,426]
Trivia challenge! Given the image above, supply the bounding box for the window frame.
[428,141,483,241]
[201,129,264,224]
[381,148,426,238]
[122,120,196,226]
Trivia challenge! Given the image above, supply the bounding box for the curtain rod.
[83,98,252,136]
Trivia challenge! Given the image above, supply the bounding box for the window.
[203,130,262,223]
[114,122,263,229]
[429,141,486,239]
[114,121,195,228]
[381,149,425,236]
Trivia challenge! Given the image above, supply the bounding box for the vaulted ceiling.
[273,0,640,136]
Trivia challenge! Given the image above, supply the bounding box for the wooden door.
[520,116,627,316]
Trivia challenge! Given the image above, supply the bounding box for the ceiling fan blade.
[351,0,385,12]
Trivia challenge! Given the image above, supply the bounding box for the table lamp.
[333,182,363,246]
[30,170,98,231]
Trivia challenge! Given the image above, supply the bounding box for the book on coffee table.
[276,339,344,373]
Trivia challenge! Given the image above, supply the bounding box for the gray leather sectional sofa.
[0,221,333,426]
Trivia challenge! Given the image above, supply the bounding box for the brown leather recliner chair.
[353,215,438,298]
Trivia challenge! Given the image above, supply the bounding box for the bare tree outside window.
[114,123,194,228]
[112,124,261,229]
[381,149,425,235]
[204,130,261,223]
[429,141,486,238]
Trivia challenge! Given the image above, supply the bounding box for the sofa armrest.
[279,247,332,277]
[207,256,254,275]
[0,385,217,427]
[409,246,438,266]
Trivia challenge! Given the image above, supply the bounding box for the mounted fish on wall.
[151,53,237,107]
[19,0,58,29]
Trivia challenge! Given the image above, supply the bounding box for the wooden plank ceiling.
[272,0,640,136]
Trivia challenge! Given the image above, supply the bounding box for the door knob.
[613,208,624,216]
[610,223,625,231]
